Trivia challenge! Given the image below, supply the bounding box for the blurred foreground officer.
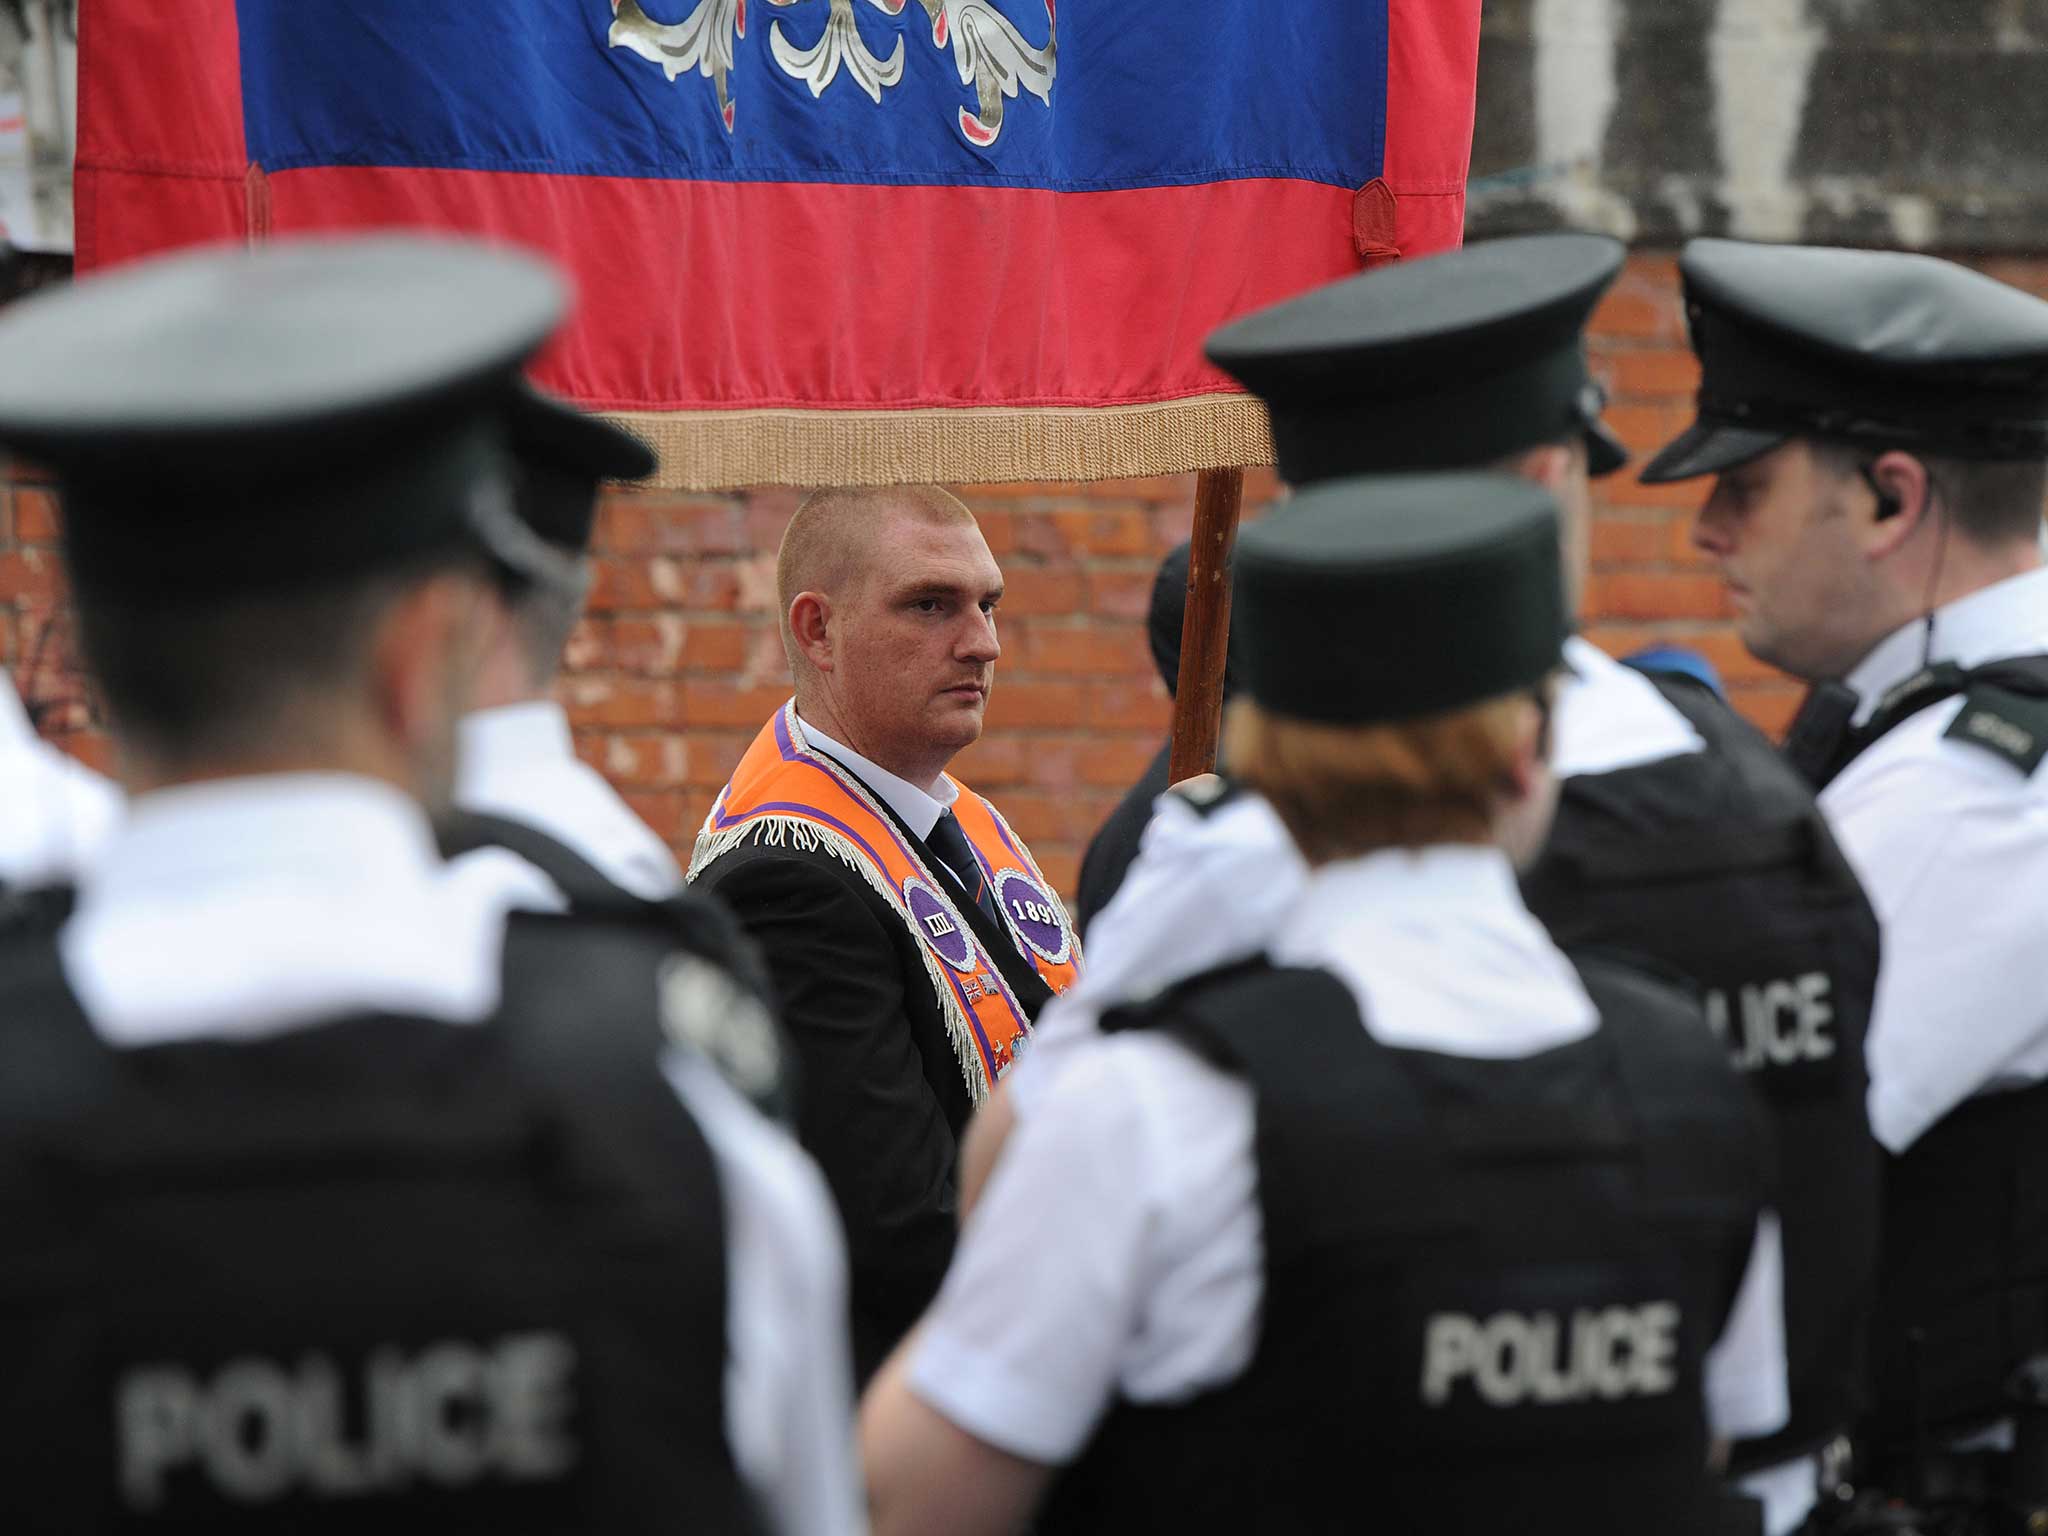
[1643,241,2048,1501]
[0,236,860,1535]
[0,672,119,890]
[861,475,1787,1536]
[448,386,684,903]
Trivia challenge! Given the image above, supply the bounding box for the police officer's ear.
[1859,451,1932,554]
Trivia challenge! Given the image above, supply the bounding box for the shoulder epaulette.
[1945,678,2048,775]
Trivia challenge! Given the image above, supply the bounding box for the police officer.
[1640,239,2048,1504]
[445,385,688,905]
[0,235,861,1534]
[1063,234,1878,1534]
[861,473,1788,1536]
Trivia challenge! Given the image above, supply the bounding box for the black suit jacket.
[694,777,1054,1384]
[1075,737,1172,942]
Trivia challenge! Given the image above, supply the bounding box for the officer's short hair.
[1223,680,1555,864]
[1806,440,2048,549]
[77,555,482,766]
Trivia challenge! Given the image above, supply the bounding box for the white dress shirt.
[57,773,864,1536]
[916,845,1788,1467]
[1825,564,2048,1153]
[796,714,958,839]
[456,700,683,901]
[0,675,121,887]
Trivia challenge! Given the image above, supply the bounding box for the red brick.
[563,678,680,729]
[1082,474,1198,502]
[1088,681,1171,732]
[1595,474,1710,513]
[1023,625,1155,677]
[665,730,751,790]
[1010,509,1073,559]
[680,681,792,728]
[1034,849,1081,901]
[1605,348,1701,399]
[622,790,691,843]
[1590,288,1676,342]
[1054,507,1156,557]
[999,565,1083,617]
[1084,568,1157,619]
[14,486,58,542]
[1587,515,1670,567]
[983,681,1090,730]
[990,789,1066,842]
[1081,736,1163,787]
[975,507,1018,555]
[951,734,1030,787]
[0,549,51,601]
[1584,571,1734,622]
[1601,403,1691,458]
[582,732,692,790]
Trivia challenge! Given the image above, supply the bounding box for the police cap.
[0,234,575,599]
[506,385,657,552]
[1641,239,2048,483]
[1233,473,1567,725]
[1205,234,1629,485]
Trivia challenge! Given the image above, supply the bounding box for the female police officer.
[860,472,1787,1536]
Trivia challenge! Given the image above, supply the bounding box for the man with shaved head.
[691,484,1082,1381]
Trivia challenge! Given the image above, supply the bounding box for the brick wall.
[12,247,2034,896]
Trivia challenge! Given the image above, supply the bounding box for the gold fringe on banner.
[604,393,1275,491]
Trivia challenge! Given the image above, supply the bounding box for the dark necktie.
[925,811,1006,933]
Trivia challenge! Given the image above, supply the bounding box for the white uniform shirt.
[456,700,683,900]
[1024,636,1706,1093]
[0,675,121,886]
[57,773,864,1536]
[1823,565,2048,1154]
[915,844,1789,1467]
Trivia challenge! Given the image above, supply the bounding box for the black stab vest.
[1785,654,2048,1453]
[1043,955,1768,1536]
[1521,670,1882,1468]
[0,911,760,1535]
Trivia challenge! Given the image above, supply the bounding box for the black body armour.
[0,911,763,1534]
[1787,653,2048,1452]
[1044,955,1768,1536]
[1521,671,1882,1470]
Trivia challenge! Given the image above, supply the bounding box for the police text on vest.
[117,1332,577,1509]
[1704,972,1835,1071]
[1421,1304,1681,1407]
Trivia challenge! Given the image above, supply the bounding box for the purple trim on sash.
[705,705,1018,1075]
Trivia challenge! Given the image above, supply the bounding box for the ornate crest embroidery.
[609,0,1056,145]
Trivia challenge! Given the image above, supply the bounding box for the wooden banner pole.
[1168,465,1247,784]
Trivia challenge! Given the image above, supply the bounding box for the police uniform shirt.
[1030,635,1707,1091]
[456,699,684,900]
[57,772,865,1536]
[1826,563,2048,1154]
[916,844,1790,1464]
[0,673,121,887]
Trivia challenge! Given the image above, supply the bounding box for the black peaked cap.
[1643,239,2048,483]
[1233,473,1567,726]
[506,384,658,552]
[1206,233,1629,483]
[0,233,572,599]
